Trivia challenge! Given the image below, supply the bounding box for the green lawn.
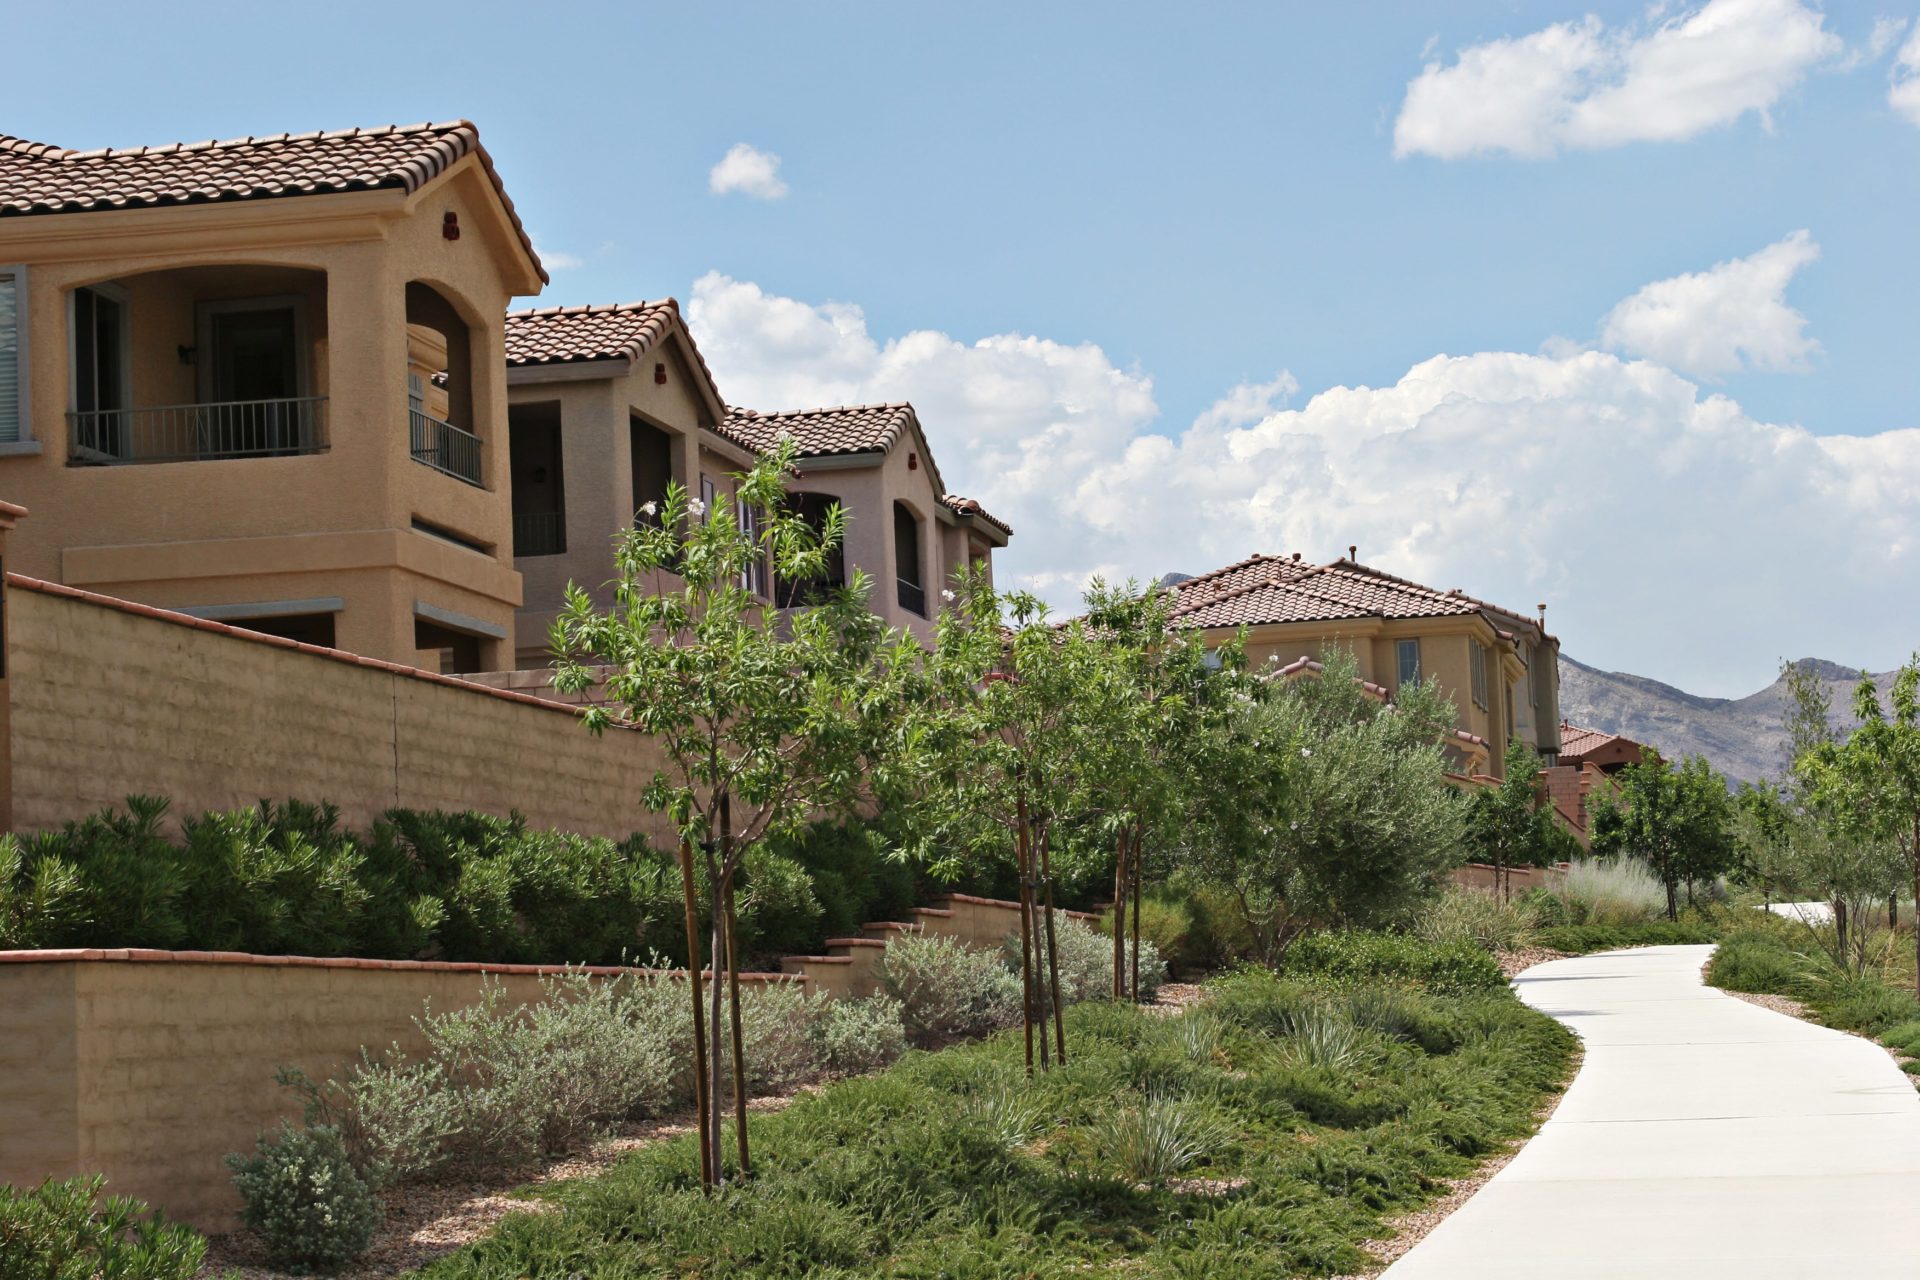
[412,969,1574,1279]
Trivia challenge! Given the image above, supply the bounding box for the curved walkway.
[1382,945,1920,1279]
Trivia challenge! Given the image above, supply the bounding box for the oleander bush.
[409,967,1576,1280]
[227,1123,382,1273]
[1280,929,1506,995]
[0,1176,205,1280]
[0,798,886,968]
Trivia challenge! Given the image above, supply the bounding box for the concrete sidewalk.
[1380,945,1920,1279]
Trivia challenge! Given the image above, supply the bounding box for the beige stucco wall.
[6,578,672,844]
[0,955,794,1231]
[0,157,536,668]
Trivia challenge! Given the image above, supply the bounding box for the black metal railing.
[68,396,327,464]
[409,409,483,486]
[512,510,565,557]
[897,577,927,618]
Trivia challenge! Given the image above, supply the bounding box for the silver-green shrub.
[1003,914,1168,1006]
[877,933,1023,1045]
[1412,886,1542,952]
[808,994,909,1077]
[226,1123,381,1272]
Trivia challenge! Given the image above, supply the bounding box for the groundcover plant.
[410,965,1573,1280]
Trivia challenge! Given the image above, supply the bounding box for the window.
[1469,642,1488,710]
[700,474,718,522]
[1395,638,1421,688]
[894,502,925,617]
[0,266,26,445]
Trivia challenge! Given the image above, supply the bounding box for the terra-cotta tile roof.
[1166,553,1547,638]
[940,493,1012,536]
[1555,721,1638,764]
[0,120,545,281]
[723,403,919,457]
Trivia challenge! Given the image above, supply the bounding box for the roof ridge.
[505,298,677,321]
[731,401,913,420]
[1337,558,1543,632]
[23,120,472,164]
[0,135,69,159]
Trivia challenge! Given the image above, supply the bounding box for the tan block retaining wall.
[0,949,797,1232]
[1450,862,1570,894]
[5,576,671,844]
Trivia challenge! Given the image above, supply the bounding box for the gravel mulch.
[1496,946,1569,980]
[1725,989,1809,1020]
[196,1091,814,1280]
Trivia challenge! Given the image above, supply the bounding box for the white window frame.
[0,265,36,453]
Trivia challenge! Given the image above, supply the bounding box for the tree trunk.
[1130,826,1143,1004]
[675,837,712,1189]
[721,794,749,1180]
[1015,789,1038,1075]
[1910,833,1919,1002]
[1039,825,1067,1066]
[704,849,727,1182]
[1111,829,1129,1001]
[1834,898,1849,972]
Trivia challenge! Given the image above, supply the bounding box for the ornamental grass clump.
[1554,857,1668,926]
[1094,1095,1227,1185]
[1413,886,1542,953]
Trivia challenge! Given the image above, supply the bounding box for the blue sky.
[11,1,1919,696]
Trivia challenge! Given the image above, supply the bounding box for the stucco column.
[0,500,23,830]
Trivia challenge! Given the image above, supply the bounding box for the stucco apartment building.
[0,121,1012,675]
[1164,552,1562,779]
[501,301,1009,660]
[0,122,546,672]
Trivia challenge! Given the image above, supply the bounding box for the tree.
[1464,742,1573,901]
[551,440,908,1186]
[896,572,1112,1070]
[1589,752,1737,920]
[1078,580,1244,1000]
[1180,650,1467,962]
[1734,795,1902,973]
[1800,656,1920,997]
[1780,657,1835,772]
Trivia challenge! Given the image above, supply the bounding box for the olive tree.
[551,439,908,1185]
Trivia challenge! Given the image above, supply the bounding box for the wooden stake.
[1039,823,1067,1065]
[676,836,712,1188]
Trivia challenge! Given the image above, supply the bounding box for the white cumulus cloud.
[1599,230,1821,376]
[1394,0,1842,159]
[1893,23,1920,125]
[708,143,790,200]
[685,272,1919,697]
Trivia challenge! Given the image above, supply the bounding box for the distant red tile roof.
[723,403,918,457]
[1556,721,1642,765]
[1165,553,1549,639]
[0,121,545,281]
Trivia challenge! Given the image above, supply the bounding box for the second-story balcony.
[409,409,483,487]
[69,397,328,465]
[512,509,564,556]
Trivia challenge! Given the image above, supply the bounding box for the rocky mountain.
[1557,656,1891,785]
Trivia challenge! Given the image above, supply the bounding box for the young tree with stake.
[551,440,907,1186]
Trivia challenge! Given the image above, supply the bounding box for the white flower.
[687,498,707,518]
[941,589,956,603]
[638,500,658,517]
[1300,747,1312,758]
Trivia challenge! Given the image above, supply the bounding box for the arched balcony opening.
[66,263,328,465]
[775,491,847,608]
[404,282,482,486]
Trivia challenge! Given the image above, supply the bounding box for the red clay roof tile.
[0,120,546,281]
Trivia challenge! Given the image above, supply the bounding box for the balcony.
[409,409,483,487]
[897,577,927,618]
[512,510,565,557]
[68,397,328,465]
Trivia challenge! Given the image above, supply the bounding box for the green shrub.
[1705,932,1806,994]
[0,1176,205,1280]
[1412,887,1542,953]
[1799,969,1920,1037]
[1535,919,1722,954]
[1281,930,1506,995]
[227,1123,382,1272]
[876,933,1022,1046]
[1878,1019,1920,1057]
[808,994,909,1077]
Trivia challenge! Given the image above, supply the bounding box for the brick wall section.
[0,950,797,1231]
[5,576,672,843]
